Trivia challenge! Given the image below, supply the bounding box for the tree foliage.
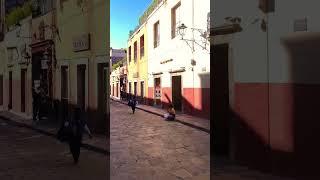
[128,0,163,40]
[5,1,32,28]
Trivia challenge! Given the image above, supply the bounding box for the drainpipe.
[266,12,271,163]
[192,0,195,115]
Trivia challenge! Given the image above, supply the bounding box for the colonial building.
[30,0,57,120]
[110,64,127,100]
[1,14,32,118]
[212,0,320,178]
[144,0,210,119]
[54,0,109,134]
[127,23,148,103]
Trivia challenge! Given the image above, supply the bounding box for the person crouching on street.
[164,104,176,121]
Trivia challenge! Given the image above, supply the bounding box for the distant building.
[110,48,126,65]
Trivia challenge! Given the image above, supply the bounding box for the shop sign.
[73,34,90,52]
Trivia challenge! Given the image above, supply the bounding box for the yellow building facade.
[127,23,148,103]
[54,0,109,134]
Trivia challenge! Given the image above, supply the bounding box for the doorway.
[9,71,12,110]
[77,65,86,111]
[154,77,161,106]
[116,83,119,98]
[134,82,137,96]
[172,75,182,111]
[61,66,69,120]
[0,74,3,106]
[212,44,230,156]
[21,69,27,112]
[97,63,108,113]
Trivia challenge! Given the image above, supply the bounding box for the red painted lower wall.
[183,88,210,119]
[233,83,270,171]
[147,87,154,105]
[146,87,210,119]
[234,82,320,178]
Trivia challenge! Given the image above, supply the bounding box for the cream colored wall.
[127,24,148,97]
[55,0,109,110]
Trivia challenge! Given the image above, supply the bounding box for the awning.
[211,23,242,36]
[30,40,53,54]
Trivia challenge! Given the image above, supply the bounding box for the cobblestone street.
[0,118,107,180]
[110,101,210,180]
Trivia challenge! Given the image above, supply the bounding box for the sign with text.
[73,34,90,52]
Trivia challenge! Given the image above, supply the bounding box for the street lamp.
[177,23,187,39]
[177,22,210,52]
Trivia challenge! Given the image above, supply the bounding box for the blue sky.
[111,0,151,49]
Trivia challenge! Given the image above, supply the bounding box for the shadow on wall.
[281,33,320,179]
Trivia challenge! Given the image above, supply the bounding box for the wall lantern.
[177,23,210,52]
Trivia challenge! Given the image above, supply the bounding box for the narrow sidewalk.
[0,110,108,154]
[111,97,210,133]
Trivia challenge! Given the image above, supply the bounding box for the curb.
[0,115,109,155]
[111,98,210,134]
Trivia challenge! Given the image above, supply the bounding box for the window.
[33,0,54,17]
[140,81,144,97]
[128,46,131,63]
[171,2,181,39]
[154,21,160,48]
[140,35,144,58]
[134,41,137,63]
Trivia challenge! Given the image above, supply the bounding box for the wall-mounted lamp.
[177,23,210,52]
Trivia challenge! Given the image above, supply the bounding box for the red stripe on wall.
[234,82,320,177]
[234,83,270,171]
[183,88,210,119]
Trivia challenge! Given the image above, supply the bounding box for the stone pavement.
[111,98,210,133]
[110,101,210,180]
[0,118,108,180]
[110,100,294,180]
[0,110,107,154]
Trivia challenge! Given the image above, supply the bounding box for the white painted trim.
[95,55,108,64]
[59,60,70,66]
[73,57,89,65]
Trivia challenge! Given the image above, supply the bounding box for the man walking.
[32,87,40,123]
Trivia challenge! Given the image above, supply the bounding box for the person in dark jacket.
[130,96,137,114]
[32,87,40,123]
[68,107,92,164]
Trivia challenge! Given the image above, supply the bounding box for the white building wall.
[268,0,320,84]
[213,0,268,83]
[147,0,210,89]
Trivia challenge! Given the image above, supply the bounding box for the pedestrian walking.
[32,87,40,123]
[58,107,92,164]
[129,96,137,114]
[164,104,176,121]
